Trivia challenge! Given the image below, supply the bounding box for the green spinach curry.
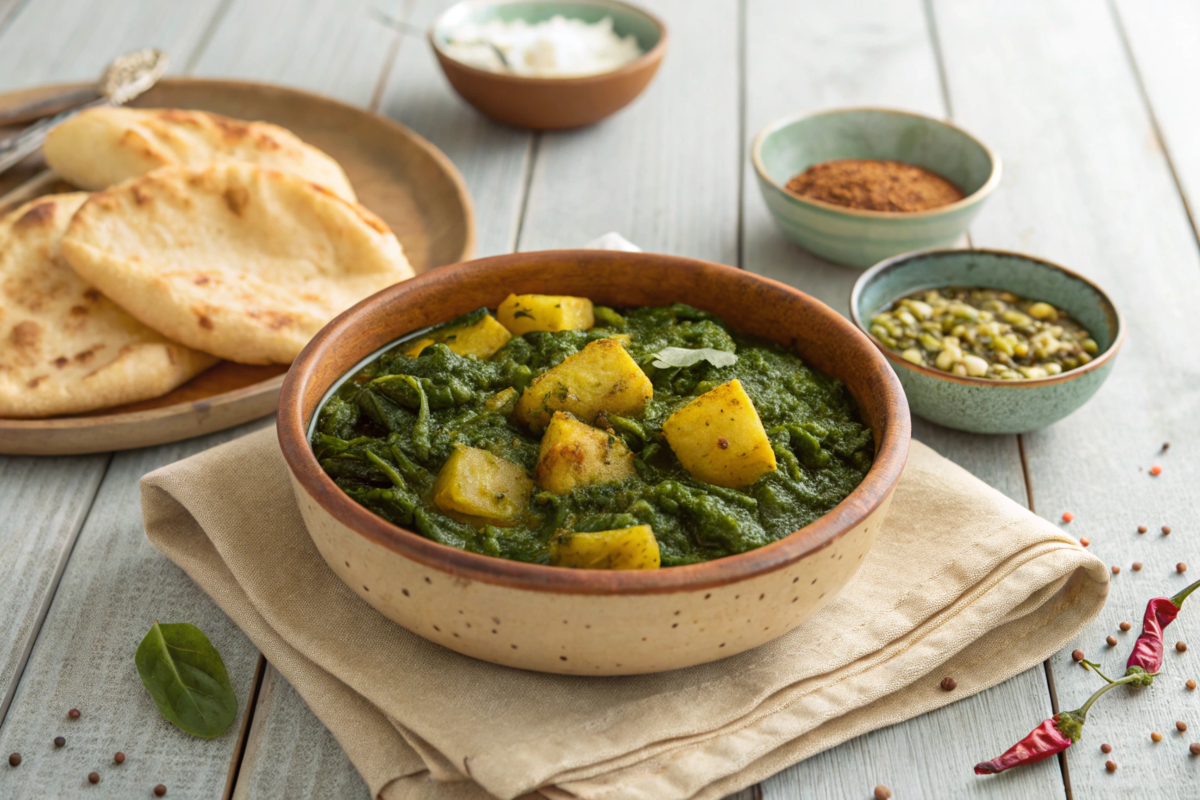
[312,295,874,569]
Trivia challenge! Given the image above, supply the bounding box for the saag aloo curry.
[312,295,874,569]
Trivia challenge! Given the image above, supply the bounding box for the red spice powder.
[785,159,966,212]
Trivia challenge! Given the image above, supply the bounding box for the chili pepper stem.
[1170,578,1200,608]
[1081,659,1118,684]
[1077,671,1156,719]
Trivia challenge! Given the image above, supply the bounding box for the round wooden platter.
[0,78,476,456]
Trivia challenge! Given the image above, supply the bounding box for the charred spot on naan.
[223,186,250,216]
[15,201,56,229]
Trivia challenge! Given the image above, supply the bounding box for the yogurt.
[443,15,643,78]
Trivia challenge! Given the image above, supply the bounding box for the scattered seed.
[1163,526,1172,535]
[1120,621,1132,631]
[54,736,65,748]
[114,752,125,764]
[1188,679,1196,690]
[1179,641,1189,653]
[1073,649,1085,662]
[88,772,99,784]
[68,708,80,719]
[1101,743,1113,753]
[1163,442,1171,452]
[1151,465,1163,476]
[1112,565,1121,575]
[1133,562,1144,571]
[1106,760,1117,772]
[873,786,892,800]
[1179,721,1189,733]
[1062,512,1074,522]
[154,785,168,797]
[1138,525,1148,534]
[941,676,957,691]
[7,753,20,767]
[1152,731,1164,742]
[1180,563,1189,574]
[1080,537,1091,547]
[1107,635,1118,646]
[1192,744,1200,756]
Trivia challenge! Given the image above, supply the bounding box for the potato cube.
[406,313,512,359]
[535,412,636,494]
[514,338,652,430]
[550,525,660,570]
[497,293,595,335]
[662,379,776,489]
[431,445,533,527]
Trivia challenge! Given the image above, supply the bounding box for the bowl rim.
[850,247,1126,388]
[278,250,911,596]
[427,0,668,85]
[750,106,1003,221]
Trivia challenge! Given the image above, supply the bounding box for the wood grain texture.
[932,0,1200,794]
[378,0,534,257]
[0,421,270,799]
[0,0,223,92]
[745,1,1062,798]
[191,0,403,107]
[517,0,740,263]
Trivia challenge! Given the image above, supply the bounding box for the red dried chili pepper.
[1126,578,1200,683]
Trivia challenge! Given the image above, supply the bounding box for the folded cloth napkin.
[141,425,1108,800]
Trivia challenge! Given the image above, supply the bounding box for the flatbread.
[0,193,217,418]
[44,106,356,201]
[61,162,416,365]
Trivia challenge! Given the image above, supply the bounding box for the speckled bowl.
[429,0,667,130]
[851,248,1124,434]
[279,251,910,675]
[752,108,1001,268]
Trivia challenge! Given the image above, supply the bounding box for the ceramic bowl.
[752,107,1001,268]
[851,248,1124,434]
[278,251,910,675]
[428,0,667,130]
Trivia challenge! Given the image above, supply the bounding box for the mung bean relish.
[871,287,1099,380]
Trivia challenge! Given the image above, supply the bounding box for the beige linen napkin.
[140,428,1108,800]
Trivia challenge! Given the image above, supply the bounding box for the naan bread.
[44,107,356,201]
[0,193,217,418]
[62,162,416,365]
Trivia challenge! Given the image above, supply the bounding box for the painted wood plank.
[517,0,740,263]
[931,0,1200,795]
[377,0,534,257]
[190,0,403,108]
[1113,0,1200,237]
[0,0,223,92]
[0,421,270,799]
[744,2,1062,799]
[0,454,108,724]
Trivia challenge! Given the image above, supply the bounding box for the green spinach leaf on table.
[135,621,237,738]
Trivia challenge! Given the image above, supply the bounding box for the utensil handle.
[0,97,109,176]
[0,87,101,127]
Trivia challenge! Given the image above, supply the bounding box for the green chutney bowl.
[752,108,1001,268]
[851,249,1125,434]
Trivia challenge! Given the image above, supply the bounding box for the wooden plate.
[0,78,476,456]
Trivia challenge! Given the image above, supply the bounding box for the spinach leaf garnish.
[650,347,738,369]
[135,621,237,739]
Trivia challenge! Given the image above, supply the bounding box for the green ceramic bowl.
[752,108,1001,268]
[851,249,1124,434]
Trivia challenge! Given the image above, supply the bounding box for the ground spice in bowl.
[785,159,965,212]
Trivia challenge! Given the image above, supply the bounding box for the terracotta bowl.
[428,0,667,130]
[278,251,910,675]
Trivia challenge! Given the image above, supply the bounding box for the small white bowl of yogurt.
[429,0,667,129]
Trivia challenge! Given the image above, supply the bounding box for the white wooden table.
[1,1,1197,797]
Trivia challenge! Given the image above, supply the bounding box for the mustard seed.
[1179,641,1189,653]
[1133,562,1144,571]
[114,752,125,764]
[1138,525,1148,534]
[1120,621,1132,631]
[1106,760,1117,772]
[1152,731,1163,742]
[1191,744,1200,756]
[1179,721,1189,733]
[1072,649,1085,662]
[68,708,80,719]
[1080,537,1090,547]
[1107,635,1118,646]
[941,676,957,691]
[1100,743,1113,753]
[88,771,99,784]
[1163,526,1172,535]
[154,785,167,797]
[1112,565,1121,575]
[1163,442,1171,452]
[874,786,892,800]
[7,753,20,767]
[1179,563,1188,573]
[1188,679,1196,690]
[54,736,64,748]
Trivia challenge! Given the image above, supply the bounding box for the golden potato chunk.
[430,445,533,527]
[497,293,595,335]
[550,525,660,570]
[514,338,652,430]
[535,412,636,494]
[662,379,776,489]
[406,313,512,359]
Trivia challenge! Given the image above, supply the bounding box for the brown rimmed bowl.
[429,0,667,130]
[278,251,910,674]
[851,248,1125,434]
